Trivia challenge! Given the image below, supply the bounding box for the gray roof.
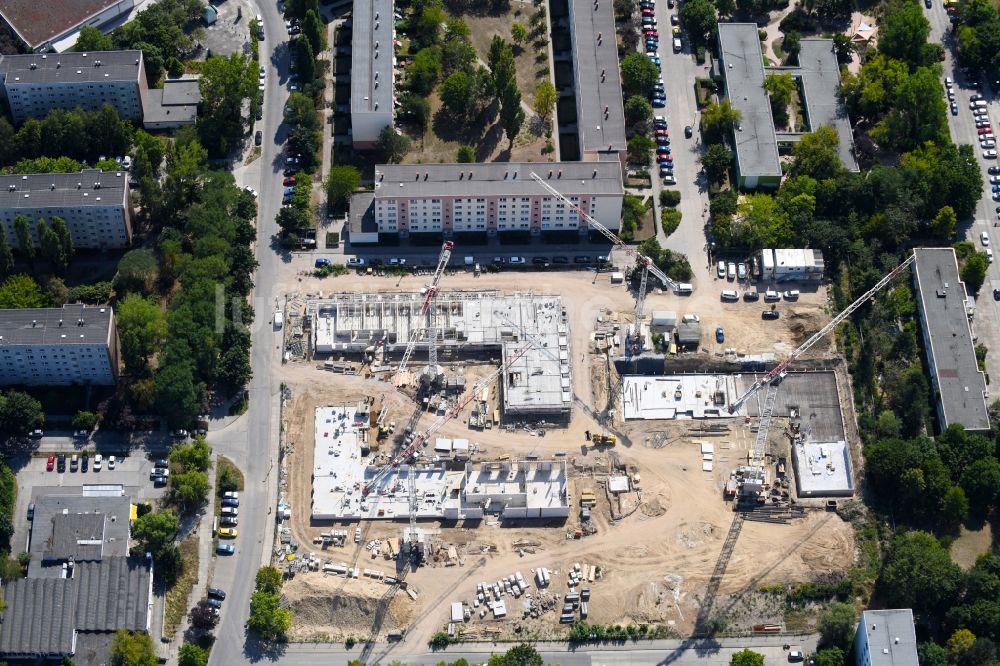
[718,23,782,180]
[912,248,990,432]
[374,161,623,198]
[0,169,128,211]
[767,40,859,172]
[160,78,201,105]
[0,556,151,658]
[859,609,919,666]
[570,0,626,153]
[0,304,114,348]
[28,494,131,575]
[350,0,393,117]
[142,88,198,125]
[349,191,377,234]
[0,51,143,85]
[0,0,126,50]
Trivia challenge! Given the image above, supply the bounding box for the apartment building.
[357,162,623,239]
[0,304,119,387]
[0,0,135,52]
[350,0,394,147]
[0,50,147,123]
[0,170,133,249]
[854,609,919,666]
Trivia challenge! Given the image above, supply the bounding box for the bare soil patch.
[951,524,992,570]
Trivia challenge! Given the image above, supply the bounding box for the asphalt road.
[925,3,1000,390]
[206,2,289,663]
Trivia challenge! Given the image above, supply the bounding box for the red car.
[46,456,55,471]
[655,128,669,136]
[282,176,296,185]
[644,29,659,38]
[641,7,655,14]
[980,128,991,135]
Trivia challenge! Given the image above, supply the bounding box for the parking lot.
[11,453,168,556]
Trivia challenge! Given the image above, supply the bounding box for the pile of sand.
[283,574,413,640]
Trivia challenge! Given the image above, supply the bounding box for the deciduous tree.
[621,52,660,98]
[375,126,412,163]
[117,294,167,373]
[326,166,361,209]
[534,81,558,122]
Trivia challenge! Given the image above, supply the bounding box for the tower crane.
[530,173,679,293]
[364,341,537,554]
[692,252,917,635]
[374,241,454,433]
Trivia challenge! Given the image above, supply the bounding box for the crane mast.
[375,241,454,429]
[529,173,679,292]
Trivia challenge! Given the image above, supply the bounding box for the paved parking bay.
[11,454,168,555]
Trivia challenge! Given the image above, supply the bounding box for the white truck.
[273,311,284,329]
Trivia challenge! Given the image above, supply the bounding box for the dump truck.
[593,433,617,446]
[580,491,597,508]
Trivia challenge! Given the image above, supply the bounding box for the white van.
[971,99,988,109]
[674,283,693,294]
[720,290,739,301]
[764,290,781,302]
[783,290,800,300]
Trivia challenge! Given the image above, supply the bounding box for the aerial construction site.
[266,237,884,647]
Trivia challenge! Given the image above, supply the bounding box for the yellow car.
[218,527,238,538]
[672,25,681,35]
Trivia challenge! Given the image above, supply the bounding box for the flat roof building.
[568,0,626,163]
[311,406,569,520]
[718,24,858,189]
[312,291,571,419]
[0,50,148,124]
[854,609,918,666]
[350,0,394,147]
[363,161,623,239]
[0,304,119,387]
[141,77,200,129]
[0,0,136,52]
[0,169,133,250]
[912,248,990,433]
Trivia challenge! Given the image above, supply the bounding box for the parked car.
[217,543,235,555]
[727,262,736,279]
[737,263,747,280]
[743,291,760,302]
[982,231,991,246]
[985,149,999,159]
[27,502,34,520]
[762,309,780,320]
[673,37,682,52]
[221,506,238,516]
[107,455,116,470]
[222,498,240,508]
[254,131,262,146]
[46,456,54,471]
[220,515,238,526]
[764,290,781,301]
[654,116,667,128]
[218,527,238,538]
[206,598,223,609]
[783,290,800,300]
[93,454,102,471]
[70,455,79,472]
[721,290,739,301]
[684,125,693,138]
[315,258,332,268]
[662,175,676,185]
[509,256,526,265]
[57,455,66,472]
[152,475,167,487]
[574,256,591,264]
[715,327,725,343]
[223,491,240,500]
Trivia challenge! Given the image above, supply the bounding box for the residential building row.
[0,304,119,386]
[0,50,199,129]
[349,161,624,242]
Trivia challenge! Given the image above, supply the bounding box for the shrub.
[659,190,681,207]
[661,208,682,236]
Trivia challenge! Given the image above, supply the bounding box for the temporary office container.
[580,602,589,618]
[560,613,576,624]
[581,588,590,601]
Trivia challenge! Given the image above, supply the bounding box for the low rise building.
[912,248,990,433]
[359,162,623,239]
[141,77,200,129]
[0,51,147,124]
[0,169,133,249]
[0,304,119,386]
[350,0,394,147]
[761,248,825,282]
[854,609,918,666]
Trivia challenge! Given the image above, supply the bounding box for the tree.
[72,411,99,431]
[932,205,957,238]
[75,26,114,51]
[0,275,45,309]
[679,0,718,46]
[729,649,764,666]
[764,72,797,127]
[441,18,476,73]
[155,360,200,427]
[917,642,949,666]
[818,602,856,649]
[295,37,316,84]
[624,95,653,134]
[627,135,656,165]
[50,216,73,268]
[189,599,219,629]
[783,31,801,62]
[511,22,528,46]
[701,144,733,183]
[792,126,842,180]
[171,469,210,511]
[493,644,543,666]
[621,53,660,98]
[0,226,14,278]
[737,194,794,248]
[961,458,1000,512]
[217,346,252,393]
[375,126,411,163]
[878,0,933,66]
[0,390,44,434]
[408,47,443,95]
[880,530,962,613]
[412,0,446,48]
[248,591,292,641]
[197,53,256,156]
[947,628,977,664]
[400,94,431,133]
[117,294,167,372]
[489,37,516,95]
[13,216,34,262]
[256,566,284,594]
[178,643,209,666]
[132,509,179,554]
[110,629,157,666]
[302,9,326,54]
[457,145,476,162]
[534,81,558,123]
[961,252,989,294]
[440,71,476,118]
[832,32,854,62]
[614,0,637,19]
[169,438,212,472]
[813,647,846,666]
[499,83,525,149]
[325,165,361,209]
[700,99,741,142]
